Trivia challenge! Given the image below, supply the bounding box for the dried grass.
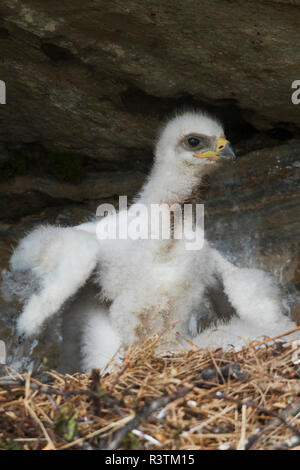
[1,332,300,450]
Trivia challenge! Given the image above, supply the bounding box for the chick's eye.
[187,137,200,147]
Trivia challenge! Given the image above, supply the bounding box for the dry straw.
[1,328,300,450]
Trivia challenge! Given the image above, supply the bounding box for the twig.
[103,385,193,450]
[236,404,247,450]
[245,325,300,350]
[103,360,249,450]
[23,372,56,450]
[215,392,300,446]
[108,362,129,394]
[58,414,134,450]
[90,369,101,417]
[0,378,105,401]
[132,429,163,447]
[245,400,300,450]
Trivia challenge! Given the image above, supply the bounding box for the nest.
[1,330,300,451]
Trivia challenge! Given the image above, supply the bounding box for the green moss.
[53,405,78,442]
[0,148,86,184]
[0,439,24,450]
[122,432,140,450]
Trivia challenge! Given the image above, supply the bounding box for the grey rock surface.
[1,0,300,163]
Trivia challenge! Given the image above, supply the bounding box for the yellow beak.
[193,137,236,161]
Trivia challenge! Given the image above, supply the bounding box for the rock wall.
[0,1,299,323]
[1,1,300,157]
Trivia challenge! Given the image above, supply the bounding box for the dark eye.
[187,137,200,147]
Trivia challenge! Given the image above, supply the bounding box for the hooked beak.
[193,137,236,162]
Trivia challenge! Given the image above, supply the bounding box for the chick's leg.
[210,248,290,329]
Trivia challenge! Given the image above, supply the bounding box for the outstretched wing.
[6,224,100,337]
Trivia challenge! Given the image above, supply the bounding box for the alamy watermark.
[291,80,300,105]
[0,340,6,365]
[0,80,6,104]
[95,196,204,250]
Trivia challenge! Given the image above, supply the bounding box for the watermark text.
[0,340,6,365]
[96,196,204,250]
[0,80,6,104]
[291,80,300,105]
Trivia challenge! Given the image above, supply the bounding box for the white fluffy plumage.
[4,111,298,372]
